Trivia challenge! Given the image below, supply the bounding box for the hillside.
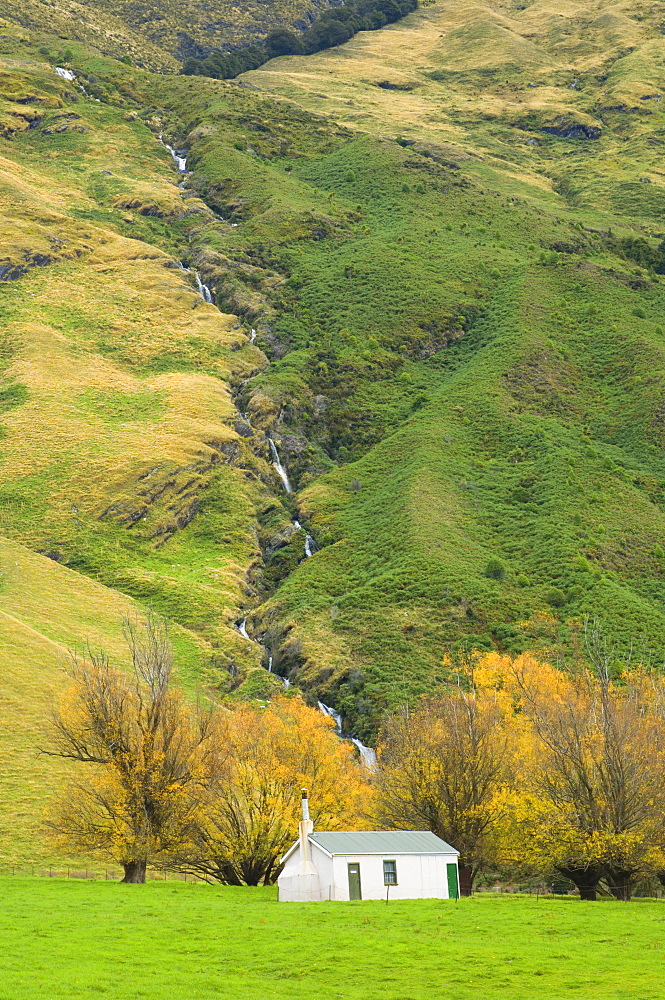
[0,0,335,71]
[1,0,665,861]
[0,536,213,864]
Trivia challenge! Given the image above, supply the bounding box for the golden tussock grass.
[0,536,208,864]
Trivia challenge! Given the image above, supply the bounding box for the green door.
[347,863,362,900]
[446,863,459,899]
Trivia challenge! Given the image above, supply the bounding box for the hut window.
[383,860,397,885]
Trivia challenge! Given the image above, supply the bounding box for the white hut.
[278,791,460,902]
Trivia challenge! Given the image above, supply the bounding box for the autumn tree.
[45,615,213,883]
[507,649,665,900]
[375,666,513,895]
[173,695,370,885]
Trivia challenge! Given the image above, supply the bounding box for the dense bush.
[485,557,506,581]
[606,235,665,274]
[545,586,567,608]
[182,0,418,80]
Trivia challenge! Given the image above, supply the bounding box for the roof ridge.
[308,830,459,855]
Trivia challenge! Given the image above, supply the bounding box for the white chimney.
[298,788,315,875]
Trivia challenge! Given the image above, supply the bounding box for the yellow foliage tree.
[174,695,371,884]
[375,657,514,895]
[499,651,665,899]
[45,615,214,882]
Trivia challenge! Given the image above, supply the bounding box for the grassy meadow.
[0,880,663,999]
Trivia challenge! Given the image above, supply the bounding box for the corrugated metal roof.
[309,831,458,856]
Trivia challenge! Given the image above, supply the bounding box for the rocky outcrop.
[541,119,601,140]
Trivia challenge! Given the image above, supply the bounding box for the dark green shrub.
[485,557,506,580]
[264,29,305,58]
[545,586,567,608]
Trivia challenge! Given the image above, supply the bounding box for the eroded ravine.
[157,127,374,763]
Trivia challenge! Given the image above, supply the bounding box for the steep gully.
[48,70,376,767]
[159,131,376,770]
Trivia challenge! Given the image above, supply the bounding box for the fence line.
[480,884,665,899]
[1,869,663,898]
[0,866,205,881]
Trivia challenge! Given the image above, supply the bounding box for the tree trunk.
[556,864,604,901]
[121,860,147,883]
[458,863,474,897]
[605,868,633,901]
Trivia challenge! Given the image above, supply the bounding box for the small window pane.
[383,860,397,885]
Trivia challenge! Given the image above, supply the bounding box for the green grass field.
[0,880,663,999]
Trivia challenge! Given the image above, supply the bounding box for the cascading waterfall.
[55,66,94,99]
[351,738,378,771]
[236,617,288,690]
[167,145,187,173]
[176,262,213,304]
[195,272,213,303]
[318,701,343,733]
[158,133,187,173]
[268,438,293,494]
[167,183,325,715]
[148,140,363,771]
[318,702,377,771]
[294,520,314,560]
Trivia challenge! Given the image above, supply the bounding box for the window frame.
[383,859,398,885]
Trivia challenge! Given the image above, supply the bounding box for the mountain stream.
[163,132,373,768]
[318,703,378,771]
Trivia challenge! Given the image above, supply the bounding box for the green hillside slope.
[1,0,665,789]
[0,0,335,70]
[0,536,213,864]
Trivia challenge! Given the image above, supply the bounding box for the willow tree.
[376,675,513,895]
[45,615,213,882]
[174,695,370,885]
